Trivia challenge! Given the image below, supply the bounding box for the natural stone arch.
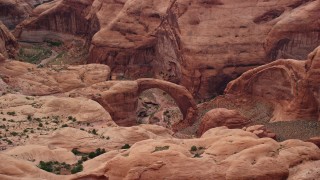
[136,78,198,131]
[225,59,318,122]
[245,66,296,101]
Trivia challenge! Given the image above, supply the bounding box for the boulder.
[197,108,250,136]
[243,125,276,139]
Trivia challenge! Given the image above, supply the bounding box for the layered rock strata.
[15,0,320,98]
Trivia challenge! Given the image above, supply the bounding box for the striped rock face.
[12,0,320,98]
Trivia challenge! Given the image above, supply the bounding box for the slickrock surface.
[27,125,173,153]
[197,108,250,136]
[15,0,320,98]
[0,93,114,149]
[0,127,319,179]
[0,60,111,95]
[4,145,78,165]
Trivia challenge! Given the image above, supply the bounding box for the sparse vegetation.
[38,161,71,174]
[152,146,170,153]
[121,144,131,149]
[45,40,63,47]
[7,111,16,116]
[18,46,52,64]
[190,146,197,151]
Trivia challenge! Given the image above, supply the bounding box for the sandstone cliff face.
[14,0,95,43]
[15,0,320,98]
[225,46,320,122]
[88,0,320,98]
[0,0,32,29]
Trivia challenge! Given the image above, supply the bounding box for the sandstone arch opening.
[137,88,183,129]
[136,78,198,131]
[246,67,295,101]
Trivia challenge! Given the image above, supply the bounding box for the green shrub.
[71,148,81,155]
[38,161,53,172]
[71,164,83,174]
[121,144,131,149]
[7,111,16,116]
[152,146,170,153]
[193,153,201,158]
[10,132,18,136]
[46,40,63,47]
[190,146,197,151]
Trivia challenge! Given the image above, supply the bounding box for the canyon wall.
[88,0,320,98]
[13,0,320,99]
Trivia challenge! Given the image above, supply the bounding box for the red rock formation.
[0,60,197,129]
[0,0,32,29]
[137,78,198,130]
[243,125,277,139]
[306,137,320,148]
[63,78,198,129]
[225,46,320,122]
[0,127,319,179]
[197,108,250,136]
[0,21,18,58]
[14,0,95,43]
[0,60,111,95]
[15,0,320,98]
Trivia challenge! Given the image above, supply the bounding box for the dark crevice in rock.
[267,38,291,60]
[288,0,315,9]
[253,8,285,24]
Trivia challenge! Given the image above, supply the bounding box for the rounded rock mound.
[197,108,250,136]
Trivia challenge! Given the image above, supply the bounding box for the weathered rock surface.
[225,46,320,122]
[306,136,320,148]
[0,21,18,58]
[1,127,319,179]
[0,52,5,61]
[4,145,78,165]
[28,125,173,153]
[63,78,197,129]
[14,0,94,43]
[288,160,320,180]
[0,60,111,95]
[243,125,276,139]
[0,93,114,149]
[0,60,197,129]
[0,0,32,29]
[197,108,250,136]
[15,0,320,98]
